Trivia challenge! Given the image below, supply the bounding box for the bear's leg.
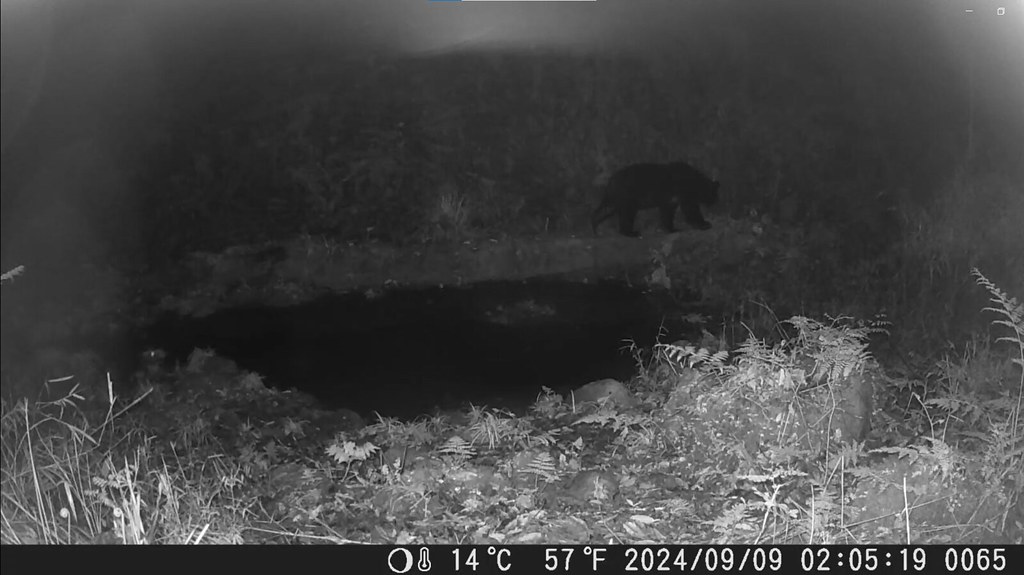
[681,203,712,230]
[591,202,615,235]
[617,208,640,237]
[658,203,678,233]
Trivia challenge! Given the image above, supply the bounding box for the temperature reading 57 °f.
[452,546,513,572]
[545,547,607,572]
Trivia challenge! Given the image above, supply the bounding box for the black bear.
[591,161,720,237]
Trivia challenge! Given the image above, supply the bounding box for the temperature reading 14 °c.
[451,546,513,572]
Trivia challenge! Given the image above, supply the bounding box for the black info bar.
[3,544,1017,574]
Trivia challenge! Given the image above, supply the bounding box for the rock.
[570,378,638,409]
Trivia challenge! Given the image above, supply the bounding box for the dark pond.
[144,280,697,419]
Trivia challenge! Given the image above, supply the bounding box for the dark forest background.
[2,0,1022,344]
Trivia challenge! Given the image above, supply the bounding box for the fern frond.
[523,451,559,482]
[972,268,1024,343]
[785,315,876,384]
[972,268,1023,449]
[655,341,731,374]
[438,435,476,459]
[1,265,26,284]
